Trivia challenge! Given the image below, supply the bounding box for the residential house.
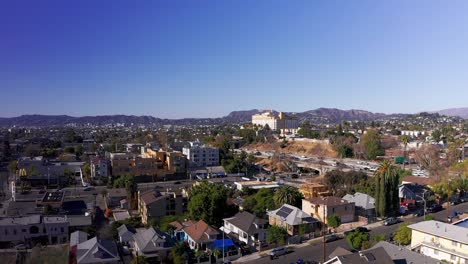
[267,204,321,236]
[117,224,136,245]
[0,215,69,246]
[342,192,375,219]
[132,227,175,260]
[138,189,188,225]
[73,236,120,264]
[369,241,439,264]
[399,184,432,206]
[324,247,394,264]
[302,196,355,224]
[409,220,468,264]
[222,211,268,246]
[172,220,220,251]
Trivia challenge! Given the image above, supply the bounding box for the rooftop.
[408,220,468,245]
[268,204,317,226]
[306,196,353,206]
[369,241,439,264]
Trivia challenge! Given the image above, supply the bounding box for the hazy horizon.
[2,1,468,118]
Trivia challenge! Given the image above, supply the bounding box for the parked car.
[426,204,442,213]
[356,227,369,233]
[384,217,399,226]
[451,198,461,206]
[325,234,341,242]
[83,186,94,191]
[460,195,468,203]
[270,247,288,259]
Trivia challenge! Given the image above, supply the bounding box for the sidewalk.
[234,220,385,263]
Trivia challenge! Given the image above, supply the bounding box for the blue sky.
[1,1,468,118]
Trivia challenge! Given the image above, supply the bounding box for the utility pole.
[447,178,451,223]
[323,205,326,263]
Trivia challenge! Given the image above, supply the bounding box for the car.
[325,234,340,242]
[384,217,399,226]
[356,227,369,233]
[451,198,461,206]
[83,186,94,191]
[296,259,304,264]
[460,195,468,203]
[122,246,130,255]
[269,247,288,259]
[426,204,442,213]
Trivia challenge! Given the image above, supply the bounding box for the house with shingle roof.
[132,227,174,260]
[342,192,375,219]
[222,211,268,246]
[171,220,220,251]
[267,204,321,236]
[74,236,120,264]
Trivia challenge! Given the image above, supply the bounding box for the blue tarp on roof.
[212,239,234,250]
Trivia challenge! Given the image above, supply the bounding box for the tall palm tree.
[274,186,302,207]
[400,135,410,169]
[374,160,400,217]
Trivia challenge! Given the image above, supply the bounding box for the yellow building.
[111,155,158,177]
[409,220,468,263]
[299,182,330,199]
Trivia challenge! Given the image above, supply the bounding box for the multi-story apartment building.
[182,142,219,168]
[409,220,468,264]
[90,157,110,178]
[110,153,157,177]
[302,196,356,224]
[166,151,188,173]
[0,215,69,246]
[299,182,330,199]
[251,111,299,133]
[138,189,188,225]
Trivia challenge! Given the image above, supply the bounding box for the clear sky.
[1,1,468,118]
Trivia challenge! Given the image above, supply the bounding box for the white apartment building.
[251,111,299,133]
[409,220,468,264]
[0,215,69,246]
[182,141,219,167]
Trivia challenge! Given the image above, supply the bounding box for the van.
[269,247,288,259]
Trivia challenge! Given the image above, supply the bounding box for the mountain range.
[0,107,465,127]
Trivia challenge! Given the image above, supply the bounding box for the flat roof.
[409,220,468,245]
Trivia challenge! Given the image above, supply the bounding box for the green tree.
[346,230,370,250]
[171,242,193,264]
[362,129,385,160]
[273,186,304,208]
[424,214,435,221]
[267,226,288,245]
[131,256,148,264]
[400,135,410,169]
[327,215,341,229]
[393,223,412,245]
[374,160,400,217]
[188,181,235,227]
[243,188,277,217]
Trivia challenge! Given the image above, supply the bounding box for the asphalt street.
[245,202,468,264]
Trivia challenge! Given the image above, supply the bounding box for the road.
[244,202,468,264]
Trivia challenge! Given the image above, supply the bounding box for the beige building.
[302,196,355,224]
[251,111,299,134]
[299,182,330,199]
[138,189,188,225]
[111,154,158,177]
[409,220,468,264]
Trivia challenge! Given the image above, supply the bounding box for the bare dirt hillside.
[244,139,338,158]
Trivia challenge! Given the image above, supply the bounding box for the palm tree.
[400,135,410,169]
[274,186,303,207]
[374,160,400,217]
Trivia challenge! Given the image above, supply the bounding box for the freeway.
[243,202,468,264]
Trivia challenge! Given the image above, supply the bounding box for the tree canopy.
[188,181,236,227]
[361,129,385,160]
[273,186,304,208]
[327,215,342,229]
[267,225,288,245]
[346,230,370,250]
[393,223,412,245]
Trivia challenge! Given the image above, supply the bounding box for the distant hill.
[435,108,468,119]
[0,107,461,127]
[297,108,386,123]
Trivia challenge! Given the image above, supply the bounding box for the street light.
[416,190,428,219]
